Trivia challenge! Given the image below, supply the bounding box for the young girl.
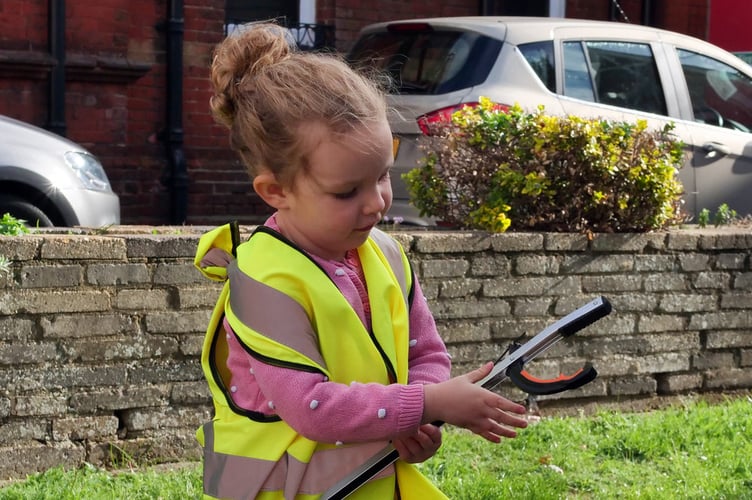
[194,22,528,499]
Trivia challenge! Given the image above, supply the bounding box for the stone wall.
[0,226,750,479]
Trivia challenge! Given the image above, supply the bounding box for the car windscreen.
[347,28,502,95]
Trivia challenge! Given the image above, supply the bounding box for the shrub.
[404,99,686,232]
[0,212,29,236]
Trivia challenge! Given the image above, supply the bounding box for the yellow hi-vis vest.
[194,222,448,500]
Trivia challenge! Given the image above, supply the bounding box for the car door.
[667,47,752,218]
[550,29,700,218]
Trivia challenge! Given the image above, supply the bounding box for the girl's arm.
[405,278,452,385]
[251,360,426,444]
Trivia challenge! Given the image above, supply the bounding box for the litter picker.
[321,295,612,500]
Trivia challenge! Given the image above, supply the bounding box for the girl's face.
[275,119,394,261]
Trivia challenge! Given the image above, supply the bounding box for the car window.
[562,42,596,101]
[677,49,752,132]
[519,41,555,93]
[563,40,667,116]
[348,29,502,95]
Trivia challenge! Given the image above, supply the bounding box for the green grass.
[1,396,750,499]
[422,395,752,499]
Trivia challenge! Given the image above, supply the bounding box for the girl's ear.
[253,172,290,209]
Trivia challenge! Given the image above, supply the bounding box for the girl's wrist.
[422,382,443,424]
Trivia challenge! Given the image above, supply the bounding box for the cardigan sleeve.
[251,359,426,443]
[406,278,452,385]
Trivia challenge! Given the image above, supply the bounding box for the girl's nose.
[364,184,388,215]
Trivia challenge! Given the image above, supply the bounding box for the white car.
[0,115,120,227]
[347,16,752,225]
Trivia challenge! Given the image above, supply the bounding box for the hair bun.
[209,23,294,128]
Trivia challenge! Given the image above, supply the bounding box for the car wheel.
[0,195,54,227]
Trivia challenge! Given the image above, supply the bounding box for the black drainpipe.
[641,0,654,26]
[47,0,66,137]
[165,0,188,224]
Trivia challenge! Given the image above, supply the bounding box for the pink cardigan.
[221,217,451,445]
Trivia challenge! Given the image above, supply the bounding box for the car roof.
[357,16,736,58]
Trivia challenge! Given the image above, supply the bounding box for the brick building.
[0,0,722,225]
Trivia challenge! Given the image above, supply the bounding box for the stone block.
[177,285,223,308]
[41,313,138,338]
[20,264,82,288]
[116,288,170,310]
[145,310,212,334]
[705,367,752,389]
[608,376,658,396]
[87,263,150,285]
[439,278,482,298]
[421,258,469,278]
[40,235,127,260]
[656,373,703,393]
[491,232,544,252]
[153,262,205,285]
[0,442,85,479]
[52,416,119,441]
[0,342,58,366]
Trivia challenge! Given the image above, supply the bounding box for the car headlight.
[63,151,112,192]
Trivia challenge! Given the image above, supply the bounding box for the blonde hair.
[209,22,388,184]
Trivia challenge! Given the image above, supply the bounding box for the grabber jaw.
[507,358,598,395]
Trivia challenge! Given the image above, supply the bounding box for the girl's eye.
[333,189,357,200]
[379,171,391,182]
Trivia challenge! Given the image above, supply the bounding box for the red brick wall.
[653,0,709,41]
[566,0,710,41]
[0,0,718,226]
[708,0,751,52]
[0,0,50,125]
[325,0,479,51]
[566,0,610,21]
[0,0,48,51]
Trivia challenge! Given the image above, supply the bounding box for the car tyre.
[0,195,54,227]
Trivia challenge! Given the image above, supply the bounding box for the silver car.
[348,17,752,225]
[0,114,120,227]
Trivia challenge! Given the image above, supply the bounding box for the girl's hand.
[392,424,442,463]
[423,362,528,443]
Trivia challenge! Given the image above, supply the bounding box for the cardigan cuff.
[397,383,426,435]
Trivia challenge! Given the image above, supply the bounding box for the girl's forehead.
[305,119,390,156]
[303,122,391,180]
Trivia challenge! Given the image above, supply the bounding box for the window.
[563,40,667,115]
[348,30,502,95]
[678,49,752,132]
[519,41,555,93]
[562,42,595,101]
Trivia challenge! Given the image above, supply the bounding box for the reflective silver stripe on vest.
[227,260,327,370]
[203,422,282,499]
[369,228,409,309]
[203,422,394,499]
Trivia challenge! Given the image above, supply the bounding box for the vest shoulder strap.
[368,228,412,308]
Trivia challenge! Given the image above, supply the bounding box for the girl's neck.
[271,213,348,262]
